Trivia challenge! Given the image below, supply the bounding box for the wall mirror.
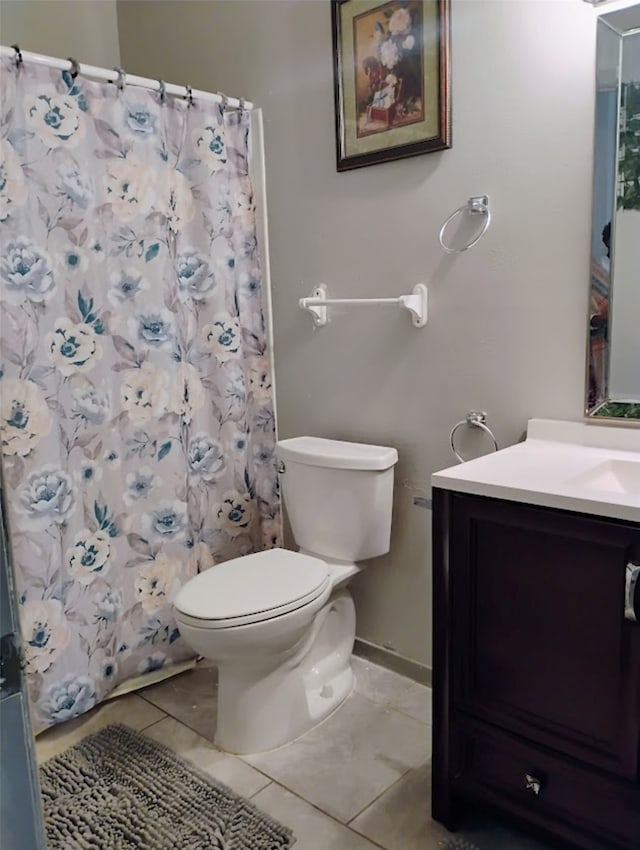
[586,4,640,422]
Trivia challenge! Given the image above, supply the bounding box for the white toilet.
[174,436,398,754]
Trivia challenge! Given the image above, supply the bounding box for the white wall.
[116,0,596,669]
[0,0,120,67]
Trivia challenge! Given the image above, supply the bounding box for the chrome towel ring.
[449,411,498,464]
[439,195,491,254]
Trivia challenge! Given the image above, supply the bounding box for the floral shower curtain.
[0,58,281,730]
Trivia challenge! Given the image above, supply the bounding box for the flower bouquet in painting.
[355,1,424,136]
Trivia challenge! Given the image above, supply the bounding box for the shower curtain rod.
[0,45,255,110]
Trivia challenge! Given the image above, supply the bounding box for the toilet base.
[215,589,356,754]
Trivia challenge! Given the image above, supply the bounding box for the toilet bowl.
[174,436,398,754]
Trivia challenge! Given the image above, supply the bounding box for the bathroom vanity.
[431,9,640,842]
[431,419,640,850]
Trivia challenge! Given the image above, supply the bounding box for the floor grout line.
[346,763,416,827]
[253,777,392,850]
[235,748,424,848]
[138,715,169,733]
[138,694,217,742]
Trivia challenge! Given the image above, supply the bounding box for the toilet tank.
[276,437,398,562]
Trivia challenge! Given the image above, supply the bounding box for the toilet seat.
[174,548,330,629]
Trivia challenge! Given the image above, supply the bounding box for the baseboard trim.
[353,637,432,687]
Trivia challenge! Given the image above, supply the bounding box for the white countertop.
[431,418,640,523]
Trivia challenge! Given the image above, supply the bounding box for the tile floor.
[35,656,554,850]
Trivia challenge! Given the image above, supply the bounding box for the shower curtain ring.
[157,79,167,103]
[238,97,246,111]
[113,66,126,91]
[67,57,80,79]
[11,44,23,67]
[185,85,194,106]
[218,92,229,111]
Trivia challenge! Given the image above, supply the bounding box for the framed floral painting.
[331,0,451,171]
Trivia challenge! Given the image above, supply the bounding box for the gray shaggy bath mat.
[39,723,294,849]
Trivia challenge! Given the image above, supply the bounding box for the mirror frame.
[585,5,640,424]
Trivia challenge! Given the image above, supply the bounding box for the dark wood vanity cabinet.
[432,490,640,850]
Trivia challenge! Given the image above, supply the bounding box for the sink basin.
[568,459,640,495]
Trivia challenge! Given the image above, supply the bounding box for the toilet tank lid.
[277,437,398,471]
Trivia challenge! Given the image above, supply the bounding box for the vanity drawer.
[452,716,640,850]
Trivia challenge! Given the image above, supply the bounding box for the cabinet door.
[450,494,640,780]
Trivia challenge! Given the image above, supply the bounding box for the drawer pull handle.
[625,562,640,622]
[524,773,543,796]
